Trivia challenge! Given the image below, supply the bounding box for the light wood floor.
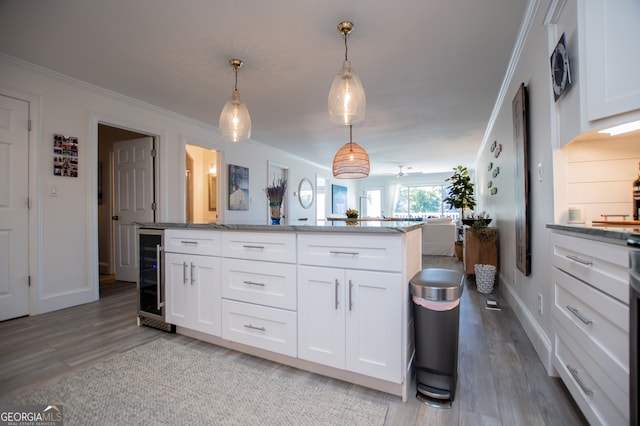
[0,256,586,425]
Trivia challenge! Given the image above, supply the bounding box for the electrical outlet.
[537,293,543,315]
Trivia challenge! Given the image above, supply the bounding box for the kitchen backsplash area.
[563,132,640,224]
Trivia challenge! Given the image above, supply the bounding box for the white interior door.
[113,137,155,282]
[0,95,30,321]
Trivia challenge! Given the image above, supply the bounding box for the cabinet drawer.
[550,232,628,303]
[221,299,297,357]
[552,267,629,375]
[221,232,296,263]
[554,324,628,425]
[165,229,221,256]
[221,259,297,311]
[298,234,402,272]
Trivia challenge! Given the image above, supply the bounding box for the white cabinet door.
[298,266,402,382]
[165,252,221,336]
[166,252,190,328]
[298,266,346,368]
[582,0,640,121]
[346,269,402,383]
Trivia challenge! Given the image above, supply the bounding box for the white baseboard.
[497,274,555,375]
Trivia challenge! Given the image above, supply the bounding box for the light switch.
[50,184,59,197]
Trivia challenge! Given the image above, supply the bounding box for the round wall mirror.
[298,178,314,209]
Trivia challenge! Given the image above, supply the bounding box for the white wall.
[0,54,357,316]
[474,0,558,371]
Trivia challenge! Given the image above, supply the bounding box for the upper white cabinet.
[579,0,640,124]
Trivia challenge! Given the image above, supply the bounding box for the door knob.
[112,215,119,221]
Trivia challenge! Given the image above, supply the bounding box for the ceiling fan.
[396,165,417,178]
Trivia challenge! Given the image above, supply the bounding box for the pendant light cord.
[234,66,239,91]
[343,32,349,61]
[349,125,353,152]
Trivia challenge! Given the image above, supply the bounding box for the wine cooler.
[137,228,175,332]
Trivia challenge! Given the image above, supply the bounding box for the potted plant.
[470,219,497,242]
[443,165,476,222]
[443,166,476,260]
[264,178,287,224]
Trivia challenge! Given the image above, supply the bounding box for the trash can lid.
[409,268,464,301]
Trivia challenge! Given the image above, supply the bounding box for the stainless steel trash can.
[410,268,464,405]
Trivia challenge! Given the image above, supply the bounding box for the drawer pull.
[243,280,266,287]
[566,305,593,326]
[335,279,339,310]
[244,324,266,332]
[190,263,195,285]
[183,262,188,284]
[567,365,593,397]
[330,250,360,256]
[349,280,353,311]
[180,240,198,245]
[243,245,265,250]
[565,254,593,266]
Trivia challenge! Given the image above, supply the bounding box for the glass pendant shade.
[328,60,366,126]
[219,89,251,142]
[332,127,370,179]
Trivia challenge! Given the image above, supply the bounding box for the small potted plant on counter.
[264,178,287,224]
[345,208,359,224]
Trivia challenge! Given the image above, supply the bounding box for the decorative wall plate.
[488,162,493,171]
[494,144,502,158]
[492,166,500,178]
[490,140,497,152]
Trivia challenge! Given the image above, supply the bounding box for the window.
[363,188,382,218]
[393,185,456,220]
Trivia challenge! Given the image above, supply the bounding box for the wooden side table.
[463,227,498,274]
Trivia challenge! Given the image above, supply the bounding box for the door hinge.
[27,198,32,209]
[152,202,156,211]
[151,149,156,157]
[28,119,32,131]
[28,275,31,287]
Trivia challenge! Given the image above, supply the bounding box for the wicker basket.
[474,264,496,294]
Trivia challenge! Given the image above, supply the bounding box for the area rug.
[6,338,388,425]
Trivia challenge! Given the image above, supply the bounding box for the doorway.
[97,124,156,286]
[185,144,218,224]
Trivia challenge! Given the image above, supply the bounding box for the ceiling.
[0,0,528,176]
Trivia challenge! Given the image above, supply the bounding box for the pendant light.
[328,21,366,126]
[332,125,370,179]
[219,59,251,142]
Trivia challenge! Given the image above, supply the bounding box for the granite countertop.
[547,223,640,244]
[137,221,424,234]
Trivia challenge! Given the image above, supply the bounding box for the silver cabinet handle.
[567,365,593,396]
[156,244,164,309]
[335,279,339,310]
[243,280,265,287]
[330,250,359,256]
[244,324,266,332]
[566,305,593,326]
[243,245,265,250]
[190,263,195,285]
[566,254,593,266]
[183,262,188,284]
[180,240,198,245]
[349,280,353,311]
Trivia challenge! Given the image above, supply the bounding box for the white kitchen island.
[139,221,423,402]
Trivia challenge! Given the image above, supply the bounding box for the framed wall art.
[513,83,531,275]
[53,134,78,177]
[228,164,249,211]
[331,184,347,214]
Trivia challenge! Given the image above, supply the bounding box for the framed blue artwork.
[331,184,347,214]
